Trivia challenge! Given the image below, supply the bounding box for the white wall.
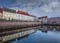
[17,14,35,21]
[42,18,48,23]
[3,11,36,21]
[0,13,3,19]
[3,11,17,20]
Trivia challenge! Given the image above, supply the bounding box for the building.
[0,8,36,21]
[17,10,36,21]
[0,8,3,19]
[3,8,18,20]
[38,16,48,23]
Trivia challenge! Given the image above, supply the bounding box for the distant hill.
[47,17,60,24]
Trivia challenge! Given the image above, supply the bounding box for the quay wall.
[0,20,41,29]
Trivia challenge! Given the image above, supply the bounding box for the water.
[9,30,60,43]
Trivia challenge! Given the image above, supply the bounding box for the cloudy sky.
[0,0,60,18]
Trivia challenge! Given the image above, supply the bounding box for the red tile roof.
[38,16,48,19]
[17,10,36,17]
[17,10,29,16]
[0,8,3,13]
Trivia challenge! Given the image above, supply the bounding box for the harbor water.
[8,26,60,43]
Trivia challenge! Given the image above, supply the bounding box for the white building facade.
[0,8,36,21]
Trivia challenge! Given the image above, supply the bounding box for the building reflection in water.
[37,26,60,32]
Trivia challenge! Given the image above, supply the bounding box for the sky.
[0,0,60,18]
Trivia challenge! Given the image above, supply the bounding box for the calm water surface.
[9,30,60,43]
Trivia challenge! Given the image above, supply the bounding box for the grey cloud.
[10,0,60,17]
